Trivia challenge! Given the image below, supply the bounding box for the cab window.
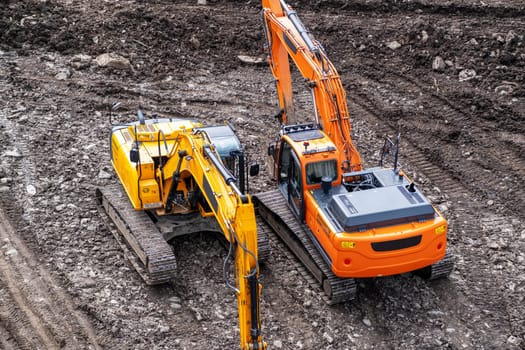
[306,160,337,185]
[278,141,292,184]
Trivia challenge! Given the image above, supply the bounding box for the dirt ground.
[0,0,524,349]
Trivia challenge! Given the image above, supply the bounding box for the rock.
[190,35,200,49]
[437,203,449,213]
[55,69,71,80]
[387,41,402,50]
[98,169,112,179]
[72,53,92,63]
[190,307,203,321]
[487,200,494,206]
[70,54,92,69]
[458,69,477,82]
[77,277,97,288]
[169,296,182,303]
[84,143,97,151]
[215,310,226,320]
[0,186,9,193]
[495,84,516,95]
[421,30,429,43]
[362,317,372,327]
[428,310,445,316]
[323,332,334,344]
[158,325,170,333]
[197,0,207,4]
[507,335,521,346]
[274,340,283,348]
[0,177,11,184]
[432,56,446,72]
[493,33,505,43]
[237,55,265,65]
[487,241,499,250]
[505,30,518,45]
[5,248,18,257]
[468,38,479,46]
[4,149,22,158]
[26,184,36,196]
[95,53,131,70]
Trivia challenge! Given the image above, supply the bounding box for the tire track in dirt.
[1,97,103,349]
[0,207,102,350]
[0,326,17,350]
[350,68,524,215]
[308,0,525,18]
[0,278,49,350]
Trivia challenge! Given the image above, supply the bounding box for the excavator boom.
[262,0,362,172]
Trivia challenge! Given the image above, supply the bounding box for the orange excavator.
[256,0,453,303]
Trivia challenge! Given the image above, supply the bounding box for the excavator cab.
[275,124,340,221]
[198,125,259,194]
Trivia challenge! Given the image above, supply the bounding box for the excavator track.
[96,184,177,285]
[255,214,272,263]
[414,249,454,280]
[254,190,356,304]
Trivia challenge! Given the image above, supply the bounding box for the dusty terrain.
[0,0,524,349]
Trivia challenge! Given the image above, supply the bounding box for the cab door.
[277,140,304,220]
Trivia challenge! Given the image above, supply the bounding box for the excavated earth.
[0,0,524,349]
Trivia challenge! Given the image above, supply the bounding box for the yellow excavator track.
[96,184,177,285]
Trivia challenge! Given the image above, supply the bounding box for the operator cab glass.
[306,160,337,185]
[278,139,304,218]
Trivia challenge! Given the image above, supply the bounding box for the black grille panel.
[371,235,422,252]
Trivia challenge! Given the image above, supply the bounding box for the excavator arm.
[262,0,362,171]
[165,130,266,350]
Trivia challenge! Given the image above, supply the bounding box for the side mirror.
[109,102,122,125]
[137,109,145,125]
[267,144,275,157]
[111,102,122,111]
[249,163,260,177]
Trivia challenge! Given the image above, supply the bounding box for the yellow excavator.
[96,108,267,349]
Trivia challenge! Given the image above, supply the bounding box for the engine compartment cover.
[328,185,436,232]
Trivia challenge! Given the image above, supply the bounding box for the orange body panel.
[304,191,447,277]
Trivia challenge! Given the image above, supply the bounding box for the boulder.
[95,53,131,70]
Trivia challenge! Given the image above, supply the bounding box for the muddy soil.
[0,0,523,349]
